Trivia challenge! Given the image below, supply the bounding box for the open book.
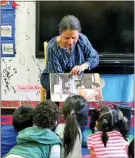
[50,73,103,102]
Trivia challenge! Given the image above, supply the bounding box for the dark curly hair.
[33,100,59,128]
[12,106,34,131]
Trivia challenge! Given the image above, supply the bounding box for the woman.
[40,15,99,99]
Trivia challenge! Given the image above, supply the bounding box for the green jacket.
[4,126,61,158]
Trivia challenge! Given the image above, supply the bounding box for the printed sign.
[16,84,41,92]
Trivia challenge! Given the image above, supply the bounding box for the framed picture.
[1,25,12,37]
[2,43,14,54]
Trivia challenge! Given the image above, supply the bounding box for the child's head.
[33,100,59,129]
[12,106,34,131]
[96,105,119,131]
[62,95,89,126]
[90,105,128,147]
[62,95,89,157]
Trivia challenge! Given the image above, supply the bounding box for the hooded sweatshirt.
[4,126,61,158]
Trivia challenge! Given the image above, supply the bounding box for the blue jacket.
[1,125,18,157]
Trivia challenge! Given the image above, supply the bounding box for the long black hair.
[62,95,89,157]
[89,105,129,147]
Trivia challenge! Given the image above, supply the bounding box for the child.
[87,105,129,158]
[55,95,89,158]
[1,105,34,157]
[4,100,62,158]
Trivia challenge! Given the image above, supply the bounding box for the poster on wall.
[2,43,14,54]
[1,0,16,57]
[1,40,15,56]
[1,25,12,37]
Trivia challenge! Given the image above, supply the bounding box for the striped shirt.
[87,131,128,158]
[42,33,99,74]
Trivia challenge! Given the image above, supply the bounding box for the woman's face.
[60,29,79,48]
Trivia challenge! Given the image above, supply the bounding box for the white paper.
[54,85,60,94]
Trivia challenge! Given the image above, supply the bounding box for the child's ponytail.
[102,131,108,147]
[63,110,80,157]
[62,95,89,157]
[101,119,109,147]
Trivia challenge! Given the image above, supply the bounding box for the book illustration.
[50,73,103,102]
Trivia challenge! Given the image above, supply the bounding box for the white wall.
[1,2,44,101]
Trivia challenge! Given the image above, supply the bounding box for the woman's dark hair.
[59,15,81,33]
[128,139,134,158]
[62,95,89,157]
[12,106,34,131]
[90,105,129,147]
[33,100,59,128]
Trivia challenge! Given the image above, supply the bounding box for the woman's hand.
[71,63,88,75]
[71,65,84,75]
